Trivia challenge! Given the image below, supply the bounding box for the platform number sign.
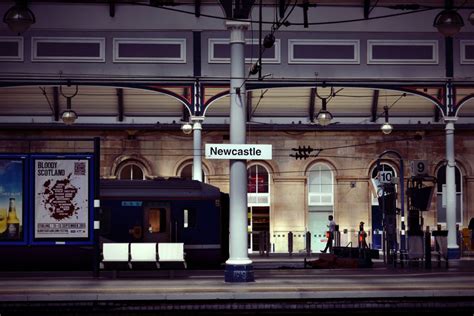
[411,160,428,176]
[379,171,394,184]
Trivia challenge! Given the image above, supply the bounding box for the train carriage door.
[307,163,334,252]
[143,202,171,243]
[370,163,397,250]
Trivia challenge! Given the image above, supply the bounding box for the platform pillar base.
[447,247,460,259]
[224,264,254,282]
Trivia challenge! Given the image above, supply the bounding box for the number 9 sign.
[410,160,428,176]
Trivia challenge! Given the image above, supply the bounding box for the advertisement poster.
[0,159,24,241]
[34,159,89,239]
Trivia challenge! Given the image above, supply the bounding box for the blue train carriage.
[100,178,229,268]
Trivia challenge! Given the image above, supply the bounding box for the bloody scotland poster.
[34,158,89,240]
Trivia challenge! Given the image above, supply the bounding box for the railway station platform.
[0,254,473,315]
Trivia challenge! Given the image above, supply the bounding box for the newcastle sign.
[205,144,272,160]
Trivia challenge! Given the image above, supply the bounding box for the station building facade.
[4,127,472,253]
[0,1,473,256]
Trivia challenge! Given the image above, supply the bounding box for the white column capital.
[191,116,204,130]
[225,20,250,43]
[444,116,458,126]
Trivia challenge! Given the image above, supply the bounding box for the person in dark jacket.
[358,221,368,249]
[321,215,336,253]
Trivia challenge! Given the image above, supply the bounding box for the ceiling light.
[181,122,193,135]
[61,109,78,125]
[316,109,333,126]
[381,122,393,135]
[433,9,464,37]
[315,87,334,126]
[3,1,36,34]
[469,11,474,25]
[59,83,79,125]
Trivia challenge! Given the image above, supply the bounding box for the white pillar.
[445,117,459,258]
[192,119,203,182]
[224,20,253,282]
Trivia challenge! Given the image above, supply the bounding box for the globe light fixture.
[181,122,193,135]
[433,9,464,37]
[469,11,474,25]
[3,1,36,34]
[381,106,393,135]
[59,83,79,125]
[316,101,333,126]
[61,109,78,125]
[315,87,334,126]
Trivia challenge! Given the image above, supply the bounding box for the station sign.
[410,160,428,176]
[205,144,272,160]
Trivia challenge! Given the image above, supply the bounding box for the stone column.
[445,117,459,258]
[192,118,203,182]
[224,20,253,282]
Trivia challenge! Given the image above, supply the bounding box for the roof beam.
[218,0,255,19]
[182,88,190,121]
[247,91,253,122]
[109,0,116,17]
[195,0,201,17]
[53,87,60,122]
[309,88,316,123]
[370,89,379,122]
[363,0,370,19]
[434,88,442,122]
[117,88,124,122]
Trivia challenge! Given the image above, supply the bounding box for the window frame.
[247,163,271,207]
[307,163,334,206]
[116,160,146,180]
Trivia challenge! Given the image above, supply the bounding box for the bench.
[158,242,187,269]
[101,243,131,274]
[101,242,186,274]
[130,242,159,269]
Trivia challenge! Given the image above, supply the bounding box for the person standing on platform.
[321,215,336,253]
[359,221,368,249]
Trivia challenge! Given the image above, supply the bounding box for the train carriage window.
[149,208,166,233]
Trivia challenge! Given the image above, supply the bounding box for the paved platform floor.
[0,255,473,315]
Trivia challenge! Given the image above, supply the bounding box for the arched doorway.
[370,162,398,249]
[247,163,270,252]
[436,164,463,225]
[307,162,334,252]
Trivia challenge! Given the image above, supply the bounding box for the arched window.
[436,165,462,224]
[178,162,207,183]
[308,163,334,206]
[116,160,146,180]
[247,164,270,205]
[307,162,334,253]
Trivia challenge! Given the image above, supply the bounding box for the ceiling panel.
[251,88,310,117]
[61,86,117,116]
[124,88,183,116]
[0,86,53,116]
